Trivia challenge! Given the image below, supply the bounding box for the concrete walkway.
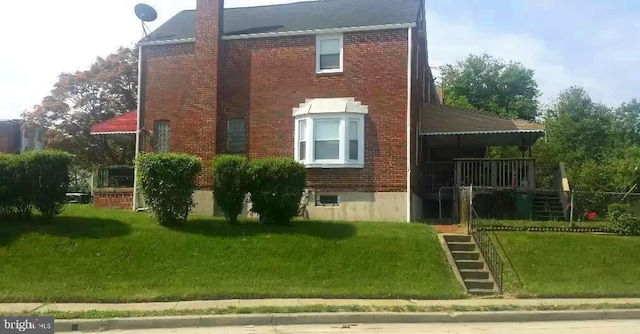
[3,298,640,314]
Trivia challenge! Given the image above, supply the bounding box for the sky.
[0,0,638,119]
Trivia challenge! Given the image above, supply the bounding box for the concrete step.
[443,234,471,243]
[464,278,495,290]
[447,242,475,252]
[455,260,485,270]
[468,288,497,296]
[459,269,490,280]
[451,251,480,261]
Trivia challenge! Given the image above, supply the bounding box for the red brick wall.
[221,29,409,193]
[142,28,410,193]
[94,191,134,210]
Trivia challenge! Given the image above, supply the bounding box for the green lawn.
[0,206,464,302]
[494,232,640,298]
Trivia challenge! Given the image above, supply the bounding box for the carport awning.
[421,104,545,147]
[90,110,137,135]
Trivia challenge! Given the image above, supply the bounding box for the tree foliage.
[440,53,540,121]
[536,87,639,192]
[24,47,138,169]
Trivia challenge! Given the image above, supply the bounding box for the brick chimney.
[193,0,223,186]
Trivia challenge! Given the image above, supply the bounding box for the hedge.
[0,151,72,220]
[212,154,249,224]
[136,153,202,225]
[248,158,306,225]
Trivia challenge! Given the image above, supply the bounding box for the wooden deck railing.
[454,158,535,189]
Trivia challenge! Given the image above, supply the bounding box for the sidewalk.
[4,297,640,314]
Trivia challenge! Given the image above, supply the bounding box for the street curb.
[54,309,640,332]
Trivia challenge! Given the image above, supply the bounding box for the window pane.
[314,119,340,140]
[315,140,340,160]
[319,54,340,70]
[349,120,358,140]
[349,140,358,160]
[299,141,306,160]
[154,120,169,153]
[227,118,245,152]
[298,120,307,160]
[299,119,307,138]
[349,120,358,160]
[320,38,340,54]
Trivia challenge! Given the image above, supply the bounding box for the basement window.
[316,195,340,207]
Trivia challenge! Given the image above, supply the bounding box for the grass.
[0,205,464,302]
[482,219,610,229]
[6,303,640,319]
[493,232,640,298]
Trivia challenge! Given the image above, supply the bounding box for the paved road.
[97,320,640,333]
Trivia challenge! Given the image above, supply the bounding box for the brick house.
[0,120,46,154]
[129,0,434,222]
[92,0,550,221]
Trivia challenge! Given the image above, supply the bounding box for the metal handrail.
[468,187,504,292]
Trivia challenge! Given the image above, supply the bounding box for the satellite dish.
[134,3,157,38]
[135,3,158,22]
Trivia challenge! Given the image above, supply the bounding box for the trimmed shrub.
[0,154,20,216]
[24,151,72,220]
[0,151,71,220]
[137,153,202,225]
[608,203,631,220]
[212,154,249,224]
[248,158,306,225]
[611,213,640,236]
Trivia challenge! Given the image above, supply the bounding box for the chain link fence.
[465,186,640,223]
[570,190,640,221]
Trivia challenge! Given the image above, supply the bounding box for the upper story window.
[227,118,246,153]
[154,120,170,153]
[316,34,343,74]
[293,98,367,168]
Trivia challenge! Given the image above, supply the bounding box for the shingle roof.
[422,104,545,135]
[141,0,421,44]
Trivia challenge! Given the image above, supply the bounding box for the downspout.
[132,46,143,211]
[406,27,413,223]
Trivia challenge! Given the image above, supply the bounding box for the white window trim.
[294,114,365,168]
[316,34,344,74]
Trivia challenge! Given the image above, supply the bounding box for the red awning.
[90,110,137,135]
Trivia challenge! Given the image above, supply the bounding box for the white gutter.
[138,23,416,46]
[132,46,143,212]
[423,129,545,136]
[406,27,412,223]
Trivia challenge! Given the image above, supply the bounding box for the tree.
[440,53,540,121]
[24,47,138,168]
[615,99,640,145]
[542,86,616,165]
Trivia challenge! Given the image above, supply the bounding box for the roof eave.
[138,22,416,46]
[422,129,545,136]
[90,131,137,135]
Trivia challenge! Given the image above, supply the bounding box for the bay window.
[293,98,368,168]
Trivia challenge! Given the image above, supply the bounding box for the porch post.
[456,160,462,187]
